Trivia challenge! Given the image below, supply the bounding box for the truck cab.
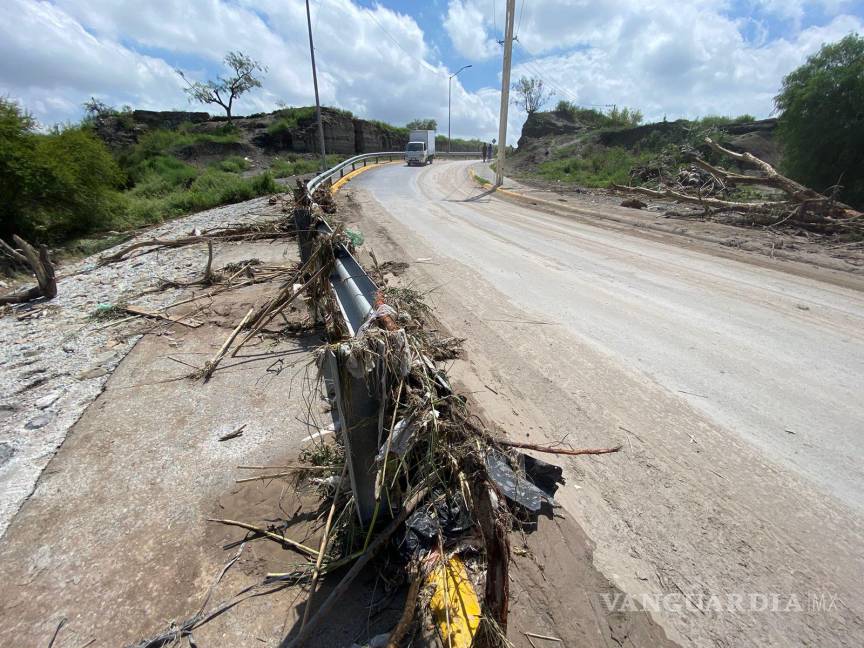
[405,129,436,166]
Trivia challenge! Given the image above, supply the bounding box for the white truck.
[405,129,436,166]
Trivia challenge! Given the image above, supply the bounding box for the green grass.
[212,155,251,173]
[120,128,241,180]
[123,170,277,227]
[270,154,344,178]
[267,106,356,136]
[534,147,651,187]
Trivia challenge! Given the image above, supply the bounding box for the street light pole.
[448,64,472,153]
[305,0,327,172]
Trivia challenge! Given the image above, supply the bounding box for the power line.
[492,0,498,41]
[515,0,527,39]
[365,6,443,77]
[513,42,612,109]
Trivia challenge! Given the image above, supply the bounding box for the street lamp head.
[451,64,473,79]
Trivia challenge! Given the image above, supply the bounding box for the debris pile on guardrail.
[237,178,621,648]
[123,163,621,648]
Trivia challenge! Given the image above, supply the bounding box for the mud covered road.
[344,160,864,647]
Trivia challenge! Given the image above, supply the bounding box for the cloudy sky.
[1,0,862,143]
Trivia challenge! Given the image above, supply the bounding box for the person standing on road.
[481,142,487,162]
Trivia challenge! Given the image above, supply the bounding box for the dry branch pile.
[615,138,863,237]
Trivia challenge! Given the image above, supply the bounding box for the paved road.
[349,160,864,647]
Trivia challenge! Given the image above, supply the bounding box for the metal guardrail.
[307,152,402,196]
[303,150,473,521]
[305,151,481,335]
[307,151,481,195]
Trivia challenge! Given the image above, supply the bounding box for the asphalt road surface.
[348,160,864,647]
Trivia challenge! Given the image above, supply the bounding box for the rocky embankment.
[510,109,779,174]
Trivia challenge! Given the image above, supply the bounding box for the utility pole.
[305,0,327,172]
[495,0,516,187]
[448,64,472,153]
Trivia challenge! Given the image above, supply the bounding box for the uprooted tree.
[613,137,863,236]
[0,236,57,305]
[177,51,266,121]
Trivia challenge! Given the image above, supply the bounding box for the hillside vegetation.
[1,99,278,253]
[511,101,764,190]
[1,100,482,260]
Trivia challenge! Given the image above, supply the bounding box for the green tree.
[406,118,437,130]
[512,76,552,114]
[0,98,125,243]
[775,34,864,207]
[177,51,266,120]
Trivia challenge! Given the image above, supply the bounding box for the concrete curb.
[330,160,400,194]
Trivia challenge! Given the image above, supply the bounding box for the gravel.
[0,196,281,538]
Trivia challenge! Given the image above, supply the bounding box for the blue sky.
[1,0,862,143]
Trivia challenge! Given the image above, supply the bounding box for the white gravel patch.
[0,196,280,538]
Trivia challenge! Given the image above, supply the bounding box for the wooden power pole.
[495,0,516,187]
[305,0,327,172]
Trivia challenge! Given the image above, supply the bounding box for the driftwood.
[207,518,319,558]
[201,307,253,381]
[613,137,863,234]
[0,236,57,305]
[98,225,295,265]
[497,439,623,457]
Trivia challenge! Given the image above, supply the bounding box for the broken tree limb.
[0,236,57,305]
[299,463,348,633]
[611,184,794,214]
[218,424,246,442]
[703,138,838,207]
[98,228,295,266]
[280,486,431,648]
[496,439,623,456]
[123,305,203,328]
[206,518,319,558]
[202,307,254,381]
[386,576,422,648]
[232,264,327,356]
[615,138,862,236]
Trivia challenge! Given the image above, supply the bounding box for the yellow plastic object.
[428,555,482,648]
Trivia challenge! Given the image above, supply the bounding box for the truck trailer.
[405,130,436,166]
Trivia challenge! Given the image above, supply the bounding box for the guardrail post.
[325,346,380,524]
[294,206,314,264]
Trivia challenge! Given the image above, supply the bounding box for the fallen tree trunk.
[98,227,295,265]
[614,137,863,235]
[0,236,57,305]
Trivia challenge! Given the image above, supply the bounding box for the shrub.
[268,106,317,135]
[270,155,343,178]
[0,98,126,243]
